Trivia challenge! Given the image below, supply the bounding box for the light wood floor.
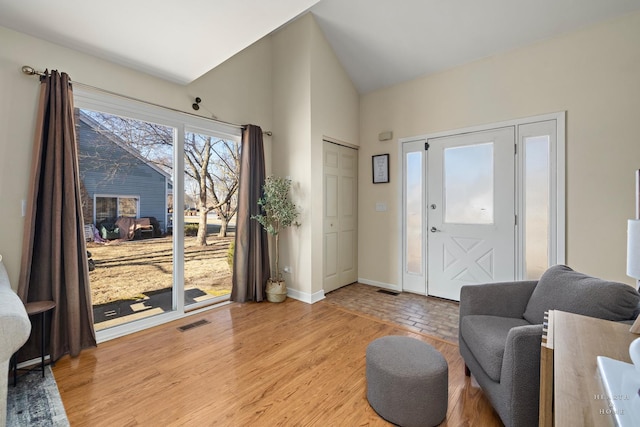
[53,298,503,426]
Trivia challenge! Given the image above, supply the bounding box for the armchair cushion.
[460,315,530,382]
[523,265,640,325]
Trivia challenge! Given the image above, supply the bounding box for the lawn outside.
[88,234,233,306]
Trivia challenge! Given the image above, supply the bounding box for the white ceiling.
[0,0,320,84]
[311,0,640,93]
[2,0,640,93]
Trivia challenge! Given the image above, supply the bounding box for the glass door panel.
[519,122,554,280]
[183,130,240,309]
[76,107,175,331]
[406,152,423,274]
[402,140,426,294]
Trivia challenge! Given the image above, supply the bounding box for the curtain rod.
[21,65,273,136]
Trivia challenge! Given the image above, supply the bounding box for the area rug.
[6,366,69,427]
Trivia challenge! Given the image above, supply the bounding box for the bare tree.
[185,133,240,244]
[206,139,240,237]
[77,109,240,245]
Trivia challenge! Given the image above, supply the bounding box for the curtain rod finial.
[22,65,36,75]
[22,65,46,77]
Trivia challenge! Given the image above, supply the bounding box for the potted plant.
[252,176,300,302]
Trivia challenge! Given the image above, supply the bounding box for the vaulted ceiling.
[2,0,640,93]
[0,0,321,84]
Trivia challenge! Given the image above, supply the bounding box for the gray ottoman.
[366,336,448,427]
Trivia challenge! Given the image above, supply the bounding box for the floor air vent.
[178,319,210,332]
[377,289,399,296]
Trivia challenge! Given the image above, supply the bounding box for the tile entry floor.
[323,283,460,342]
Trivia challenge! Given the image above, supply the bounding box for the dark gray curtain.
[18,70,96,362]
[231,125,270,302]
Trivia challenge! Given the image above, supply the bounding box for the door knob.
[430,204,437,210]
[430,227,439,232]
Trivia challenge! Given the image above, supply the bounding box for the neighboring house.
[76,110,172,234]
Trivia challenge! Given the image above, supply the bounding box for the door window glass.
[444,143,494,224]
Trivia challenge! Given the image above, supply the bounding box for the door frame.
[398,112,566,295]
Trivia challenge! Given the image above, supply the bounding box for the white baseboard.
[286,280,403,303]
[287,288,325,304]
[358,278,401,293]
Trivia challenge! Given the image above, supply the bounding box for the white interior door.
[427,127,515,300]
[324,141,358,293]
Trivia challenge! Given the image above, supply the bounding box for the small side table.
[12,300,56,385]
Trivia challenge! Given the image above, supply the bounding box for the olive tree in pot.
[252,176,300,302]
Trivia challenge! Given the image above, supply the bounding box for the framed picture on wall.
[372,154,389,184]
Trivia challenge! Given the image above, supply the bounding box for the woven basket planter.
[266,279,287,303]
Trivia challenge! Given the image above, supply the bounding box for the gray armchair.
[459,265,640,427]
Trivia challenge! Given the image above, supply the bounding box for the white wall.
[189,36,273,140]
[271,13,359,300]
[271,14,313,298]
[0,25,273,289]
[309,16,359,295]
[358,11,640,287]
[189,36,274,176]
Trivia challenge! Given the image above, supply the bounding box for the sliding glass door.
[74,87,241,340]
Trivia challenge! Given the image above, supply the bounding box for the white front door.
[323,141,358,293]
[427,127,515,300]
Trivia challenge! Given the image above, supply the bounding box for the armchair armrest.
[501,323,544,381]
[460,280,538,320]
[0,289,31,360]
[499,323,544,426]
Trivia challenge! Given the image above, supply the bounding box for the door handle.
[430,227,440,233]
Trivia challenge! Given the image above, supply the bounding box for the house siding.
[76,117,169,232]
